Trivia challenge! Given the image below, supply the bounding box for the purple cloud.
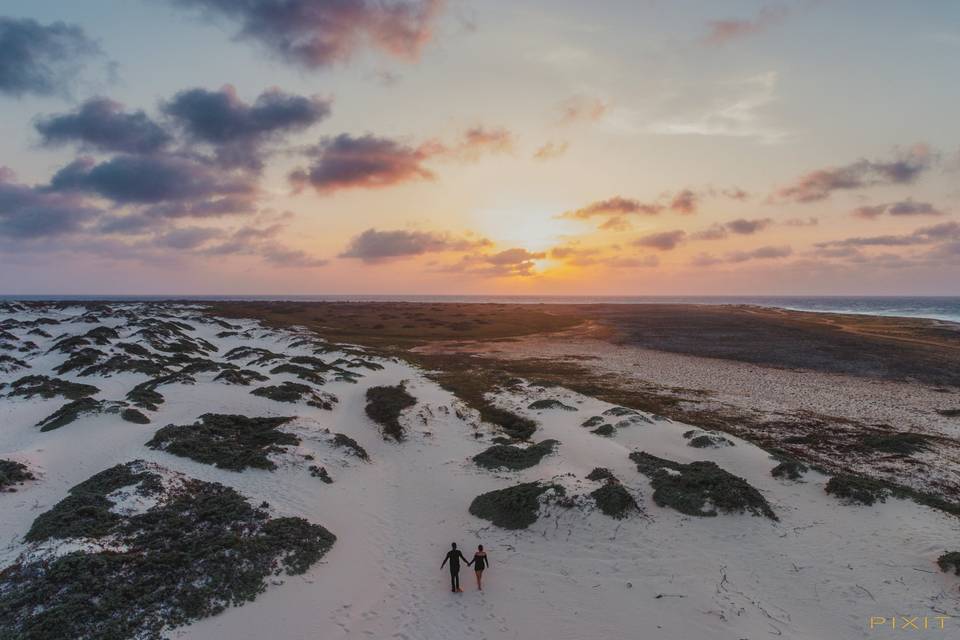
[35,98,172,154]
[0,17,100,97]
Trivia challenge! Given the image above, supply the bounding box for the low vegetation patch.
[332,432,369,460]
[0,459,34,491]
[527,399,577,411]
[35,398,125,432]
[121,408,151,424]
[473,439,559,470]
[271,363,327,385]
[468,481,566,529]
[252,381,336,410]
[591,424,615,437]
[859,432,932,455]
[631,451,777,520]
[214,368,269,385]
[937,551,960,576]
[309,465,333,483]
[3,461,335,640]
[771,460,808,480]
[7,374,99,401]
[581,416,605,428]
[365,384,417,441]
[683,430,736,449]
[146,413,298,471]
[480,405,537,440]
[825,474,891,506]
[586,467,615,481]
[591,481,638,519]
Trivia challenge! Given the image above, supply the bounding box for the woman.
[471,544,489,591]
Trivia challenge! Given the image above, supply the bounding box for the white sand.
[1,304,957,640]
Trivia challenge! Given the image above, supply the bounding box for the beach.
[1,300,958,639]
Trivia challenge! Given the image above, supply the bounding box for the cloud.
[775,144,935,203]
[155,225,222,249]
[558,96,607,124]
[702,6,789,46]
[0,167,99,238]
[202,222,328,267]
[633,230,686,251]
[692,244,792,266]
[690,224,728,241]
[339,227,490,262]
[49,153,257,204]
[853,198,947,219]
[533,141,569,161]
[669,189,698,215]
[783,216,818,227]
[643,72,787,143]
[725,217,773,235]
[35,98,172,154]
[562,190,699,222]
[0,17,100,97]
[445,126,514,161]
[167,0,444,69]
[290,134,434,193]
[549,244,658,269]
[815,222,960,249]
[163,85,331,169]
[290,127,511,193]
[722,187,750,200]
[443,247,545,277]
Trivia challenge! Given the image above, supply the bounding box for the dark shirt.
[442,549,468,572]
[472,552,488,571]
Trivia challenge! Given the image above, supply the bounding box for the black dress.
[472,552,488,571]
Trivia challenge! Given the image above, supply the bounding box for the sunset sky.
[1,0,959,295]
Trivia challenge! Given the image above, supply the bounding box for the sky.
[1,0,959,296]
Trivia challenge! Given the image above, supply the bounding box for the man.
[440,542,470,593]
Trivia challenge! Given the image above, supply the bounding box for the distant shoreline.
[3,294,960,324]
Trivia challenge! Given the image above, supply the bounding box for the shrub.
[365,384,417,441]
[630,451,777,520]
[214,368,269,385]
[937,552,960,576]
[3,461,336,640]
[581,416,605,428]
[825,474,890,506]
[0,459,34,491]
[473,439,559,470]
[683,430,735,448]
[146,414,298,471]
[121,408,151,424]
[591,424,615,437]
[480,405,537,440]
[591,482,638,519]
[7,374,99,400]
[527,399,577,411]
[332,433,369,460]
[771,460,808,480]
[860,432,932,455]
[252,381,336,410]
[309,466,333,483]
[469,481,565,529]
[586,467,614,482]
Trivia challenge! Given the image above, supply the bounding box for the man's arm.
[441,554,448,569]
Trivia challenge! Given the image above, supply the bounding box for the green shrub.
[825,474,890,506]
[0,459,34,491]
[591,482,638,519]
[252,381,336,410]
[581,416,605,428]
[631,451,777,520]
[332,433,369,460]
[480,405,537,440]
[860,432,932,455]
[3,462,336,640]
[591,424,615,437]
[937,552,960,576]
[527,399,577,411]
[7,374,99,400]
[473,439,559,470]
[469,482,565,529]
[365,384,417,441]
[586,467,614,481]
[147,414,298,471]
[771,460,808,480]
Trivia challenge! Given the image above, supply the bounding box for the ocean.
[4,295,960,324]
